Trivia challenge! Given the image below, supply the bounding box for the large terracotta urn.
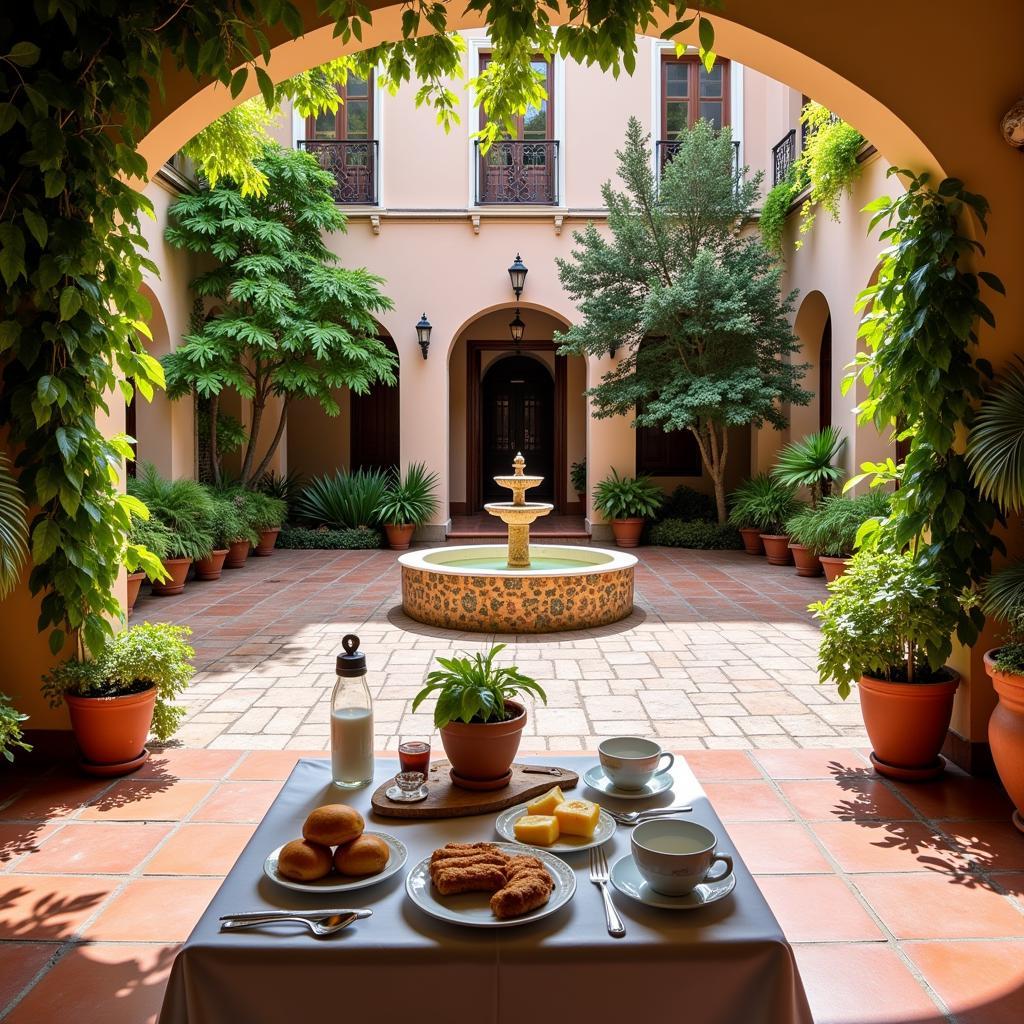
[789,543,823,577]
[760,534,793,566]
[440,700,526,788]
[984,651,1024,833]
[66,687,155,776]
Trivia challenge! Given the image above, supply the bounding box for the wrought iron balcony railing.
[801,110,841,154]
[772,129,797,186]
[475,140,559,205]
[297,140,379,205]
[658,138,741,179]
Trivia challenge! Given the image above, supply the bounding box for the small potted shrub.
[126,515,173,613]
[412,644,547,788]
[376,462,439,550]
[729,475,778,556]
[219,491,260,569]
[813,549,959,781]
[592,470,664,547]
[792,492,891,582]
[0,693,30,763]
[571,458,587,509]
[43,623,194,776]
[195,497,249,580]
[245,491,288,556]
[728,475,803,564]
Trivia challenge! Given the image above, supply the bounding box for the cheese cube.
[554,799,601,838]
[526,786,566,816]
[513,814,560,846]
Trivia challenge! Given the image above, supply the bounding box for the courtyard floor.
[136,546,862,751]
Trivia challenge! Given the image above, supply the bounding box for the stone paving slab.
[136,546,864,752]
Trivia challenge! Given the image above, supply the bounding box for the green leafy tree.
[556,118,809,523]
[164,144,396,487]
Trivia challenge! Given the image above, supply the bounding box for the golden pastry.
[277,839,333,882]
[303,804,364,846]
[334,833,389,876]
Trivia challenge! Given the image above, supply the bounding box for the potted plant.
[43,622,194,776]
[571,458,587,509]
[195,497,248,580]
[728,475,803,564]
[592,470,664,547]
[245,491,288,556]
[126,515,174,612]
[813,549,960,781]
[789,492,891,582]
[218,491,260,569]
[412,644,548,788]
[376,462,439,550]
[773,427,846,573]
[0,693,30,763]
[728,476,772,555]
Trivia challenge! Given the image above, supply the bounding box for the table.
[159,756,811,1024]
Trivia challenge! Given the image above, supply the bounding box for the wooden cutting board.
[370,760,579,819]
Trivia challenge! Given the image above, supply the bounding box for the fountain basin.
[399,544,637,633]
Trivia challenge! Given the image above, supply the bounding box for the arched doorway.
[790,289,832,444]
[350,335,400,472]
[481,355,555,501]
[819,313,832,431]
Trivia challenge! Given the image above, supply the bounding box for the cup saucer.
[583,764,673,800]
[609,854,736,910]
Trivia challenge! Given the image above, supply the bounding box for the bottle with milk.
[330,634,374,788]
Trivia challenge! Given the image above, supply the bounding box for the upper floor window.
[661,56,730,137]
[306,73,373,141]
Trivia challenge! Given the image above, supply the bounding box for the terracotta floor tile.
[192,781,282,822]
[794,943,945,1024]
[682,749,764,781]
[0,824,57,867]
[78,780,214,822]
[3,942,178,1024]
[751,749,870,780]
[724,822,832,873]
[942,820,1024,872]
[134,749,244,780]
[905,940,1024,1024]
[228,750,326,780]
[702,781,792,821]
[780,779,915,822]
[811,820,975,874]
[13,823,171,874]
[856,871,1024,939]
[892,774,1016,821]
[993,872,1024,899]
[0,874,118,939]
[85,877,220,941]
[0,942,58,1012]
[0,777,112,821]
[757,874,884,941]
[144,823,255,875]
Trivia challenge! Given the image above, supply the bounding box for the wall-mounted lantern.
[509,310,526,344]
[508,253,528,299]
[415,313,432,359]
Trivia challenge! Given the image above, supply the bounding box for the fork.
[606,805,693,826]
[589,846,625,938]
[219,912,359,937]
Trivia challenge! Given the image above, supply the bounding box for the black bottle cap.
[336,634,367,676]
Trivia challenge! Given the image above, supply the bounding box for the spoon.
[219,913,359,937]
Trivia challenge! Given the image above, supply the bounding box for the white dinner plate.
[494,802,616,853]
[264,832,407,894]
[583,764,674,800]
[609,853,736,910]
[405,842,576,928]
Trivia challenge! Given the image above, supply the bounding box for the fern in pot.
[242,491,288,556]
[376,462,440,550]
[592,470,663,547]
[126,514,173,613]
[412,644,547,787]
[788,491,891,581]
[728,475,803,564]
[196,498,252,580]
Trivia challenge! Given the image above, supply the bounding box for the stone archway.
[791,289,831,445]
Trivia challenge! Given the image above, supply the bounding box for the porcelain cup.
[631,819,733,897]
[598,736,675,790]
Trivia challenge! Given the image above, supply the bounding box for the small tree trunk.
[238,390,265,487]
[208,392,222,486]
[249,400,289,485]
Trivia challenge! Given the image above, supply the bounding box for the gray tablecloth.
[159,756,811,1024]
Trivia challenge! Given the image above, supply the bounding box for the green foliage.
[0,694,31,763]
[556,118,808,524]
[198,407,247,457]
[376,463,440,527]
[206,498,250,550]
[812,550,956,697]
[991,605,1024,674]
[277,526,382,550]
[727,475,803,534]
[164,144,396,487]
[759,164,808,255]
[412,644,547,729]
[127,514,172,563]
[221,488,286,533]
[847,171,1004,647]
[0,451,29,598]
[785,491,891,557]
[659,484,716,523]
[981,563,1024,627]
[43,622,194,742]
[570,459,587,495]
[649,518,742,549]
[966,356,1024,515]
[127,465,216,561]
[592,470,664,521]
[772,427,846,506]
[296,468,390,530]
[258,470,306,521]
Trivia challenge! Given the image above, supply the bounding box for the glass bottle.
[330,634,375,789]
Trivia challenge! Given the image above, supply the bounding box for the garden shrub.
[658,484,716,523]
[278,526,382,550]
[649,519,743,550]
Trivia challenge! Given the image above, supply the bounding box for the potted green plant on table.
[592,470,664,547]
[195,498,251,580]
[126,515,173,612]
[43,623,194,776]
[728,475,803,564]
[787,492,891,582]
[571,459,587,509]
[813,549,960,781]
[773,427,846,576]
[376,462,440,551]
[412,644,548,788]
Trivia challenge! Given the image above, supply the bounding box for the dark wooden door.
[481,355,554,501]
[350,339,399,472]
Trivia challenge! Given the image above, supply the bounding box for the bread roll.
[302,803,364,846]
[334,833,389,876]
[277,839,333,882]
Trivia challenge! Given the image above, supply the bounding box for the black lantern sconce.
[508,253,528,299]
[415,313,432,359]
[509,309,526,344]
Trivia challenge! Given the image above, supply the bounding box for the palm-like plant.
[376,462,440,527]
[296,468,391,529]
[592,470,664,520]
[728,474,803,534]
[785,491,891,557]
[0,452,29,599]
[127,464,216,559]
[772,427,846,506]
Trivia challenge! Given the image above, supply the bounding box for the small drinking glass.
[385,771,429,803]
[398,740,431,775]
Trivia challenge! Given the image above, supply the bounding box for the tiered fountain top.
[491,453,544,506]
[483,453,552,568]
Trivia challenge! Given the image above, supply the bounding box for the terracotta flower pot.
[739,527,765,556]
[789,543,823,577]
[439,700,526,784]
[576,492,587,511]
[984,651,1024,833]
[126,571,146,614]
[224,539,251,569]
[195,549,229,581]
[254,527,280,556]
[384,523,415,550]
[150,557,191,596]
[611,518,645,548]
[760,534,793,565]
[66,687,156,775]
[819,556,850,583]
[858,669,960,781]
